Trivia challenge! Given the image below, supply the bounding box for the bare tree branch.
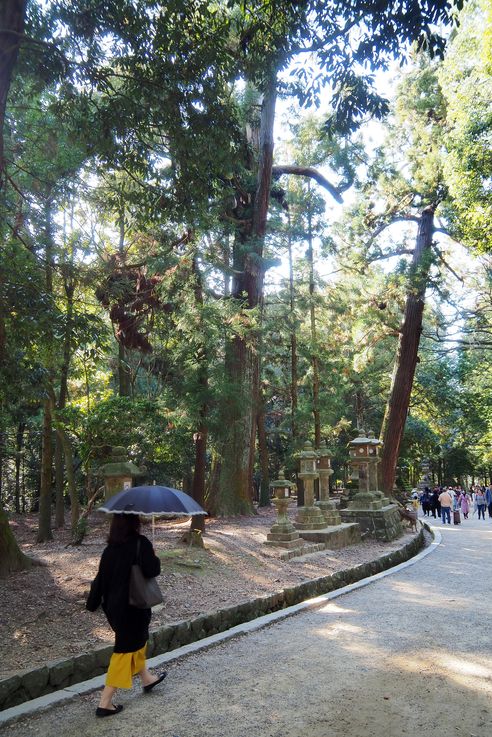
[366,247,415,263]
[432,246,465,283]
[434,227,466,249]
[364,214,420,249]
[424,333,492,348]
[272,165,343,203]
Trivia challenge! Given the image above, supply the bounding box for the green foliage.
[439,0,492,252]
[0,242,54,410]
[399,416,439,465]
[81,396,194,484]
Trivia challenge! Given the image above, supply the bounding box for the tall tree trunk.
[307,187,320,446]
[223,233,231,297]
[0,502,32,577]
[54,440,64,527]
[205,451,221,515]
[217,74,277,515]
[117,204,132,396]
[118,343,132,396]
[54,274,74,528]
[56,428,78,536]
[217,332,257,514]
[288,212,298,445]
[37,198,55,542]
[37,395,53,541]
[190,254,208,534]
[0,430,5,503]
[257,385,270,507]
[0,0,26,188]
[0,304,5,367]
[354,389,365,429]
[380,206,435,494]
[14,421,25,513]
[190,422,207,533]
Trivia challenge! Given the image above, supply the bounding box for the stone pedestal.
[298,522,362,548]
[265,497,303,549]
[372,490,390,506]
[316,499,342,525]
[316,443,340,525]
[295,441,327,530]
[340,504,403,541]
[294,504,327,530]
[347,490,383,511]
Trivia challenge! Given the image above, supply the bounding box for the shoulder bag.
[129,538,163,609]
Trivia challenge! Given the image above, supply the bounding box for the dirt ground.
[0,506,417,679]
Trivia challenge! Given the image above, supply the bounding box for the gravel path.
[4,514,492,737]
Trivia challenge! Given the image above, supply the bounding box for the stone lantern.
[265,471,302,549]
[294,441,326,530]
[348,429,371,494]
[366,429,379,489]
[340,430,403,541]
[271,470,293,499]
[315,440,341,525]
[99,446,144,500]
[418,457,432,493]
[345,430,382,510]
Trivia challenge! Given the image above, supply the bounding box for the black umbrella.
[97,485,207,517]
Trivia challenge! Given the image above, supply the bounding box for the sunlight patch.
[313,622,364,639]
[391,651,492,694]
[316,601,357,615]
[439,656,492,679]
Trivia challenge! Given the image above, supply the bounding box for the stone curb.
[0,523,436,724]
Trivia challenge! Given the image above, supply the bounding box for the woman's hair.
[107,514,141,544]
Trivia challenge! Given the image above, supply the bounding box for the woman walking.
[421,488,431,517]
[471,487,478,516]
[459,490,470,520]
[86,514,166,717]
[429,488,438,519]
[476,488,487,520]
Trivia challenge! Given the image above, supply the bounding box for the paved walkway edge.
[0,523,440,727]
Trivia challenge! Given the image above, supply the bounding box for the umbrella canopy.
[97,485,207,517]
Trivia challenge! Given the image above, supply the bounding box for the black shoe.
[143,672,167,693]
[96,705,123,718]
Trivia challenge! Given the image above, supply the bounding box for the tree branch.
[433,246,464,284]
[434,227,466,249]
[1,31,68,70]
[424,333,492,348]
[272,165,343,203]
[364,214,420,249]
[366,247,415,263]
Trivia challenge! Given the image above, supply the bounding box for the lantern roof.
[299,440,318,459]
[99,460,142,478]
[99,446,143,478]
[367,429,382,446]
[270,469,295,489]
[317,439,332,458]
[348,429,371,447]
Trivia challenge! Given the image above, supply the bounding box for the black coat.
[86,533,161,653]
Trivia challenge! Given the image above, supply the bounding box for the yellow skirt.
[106,644,147,689]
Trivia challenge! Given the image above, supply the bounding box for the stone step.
[278,543,326,561]
[340,505,403,541]
[298,522,362,548]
